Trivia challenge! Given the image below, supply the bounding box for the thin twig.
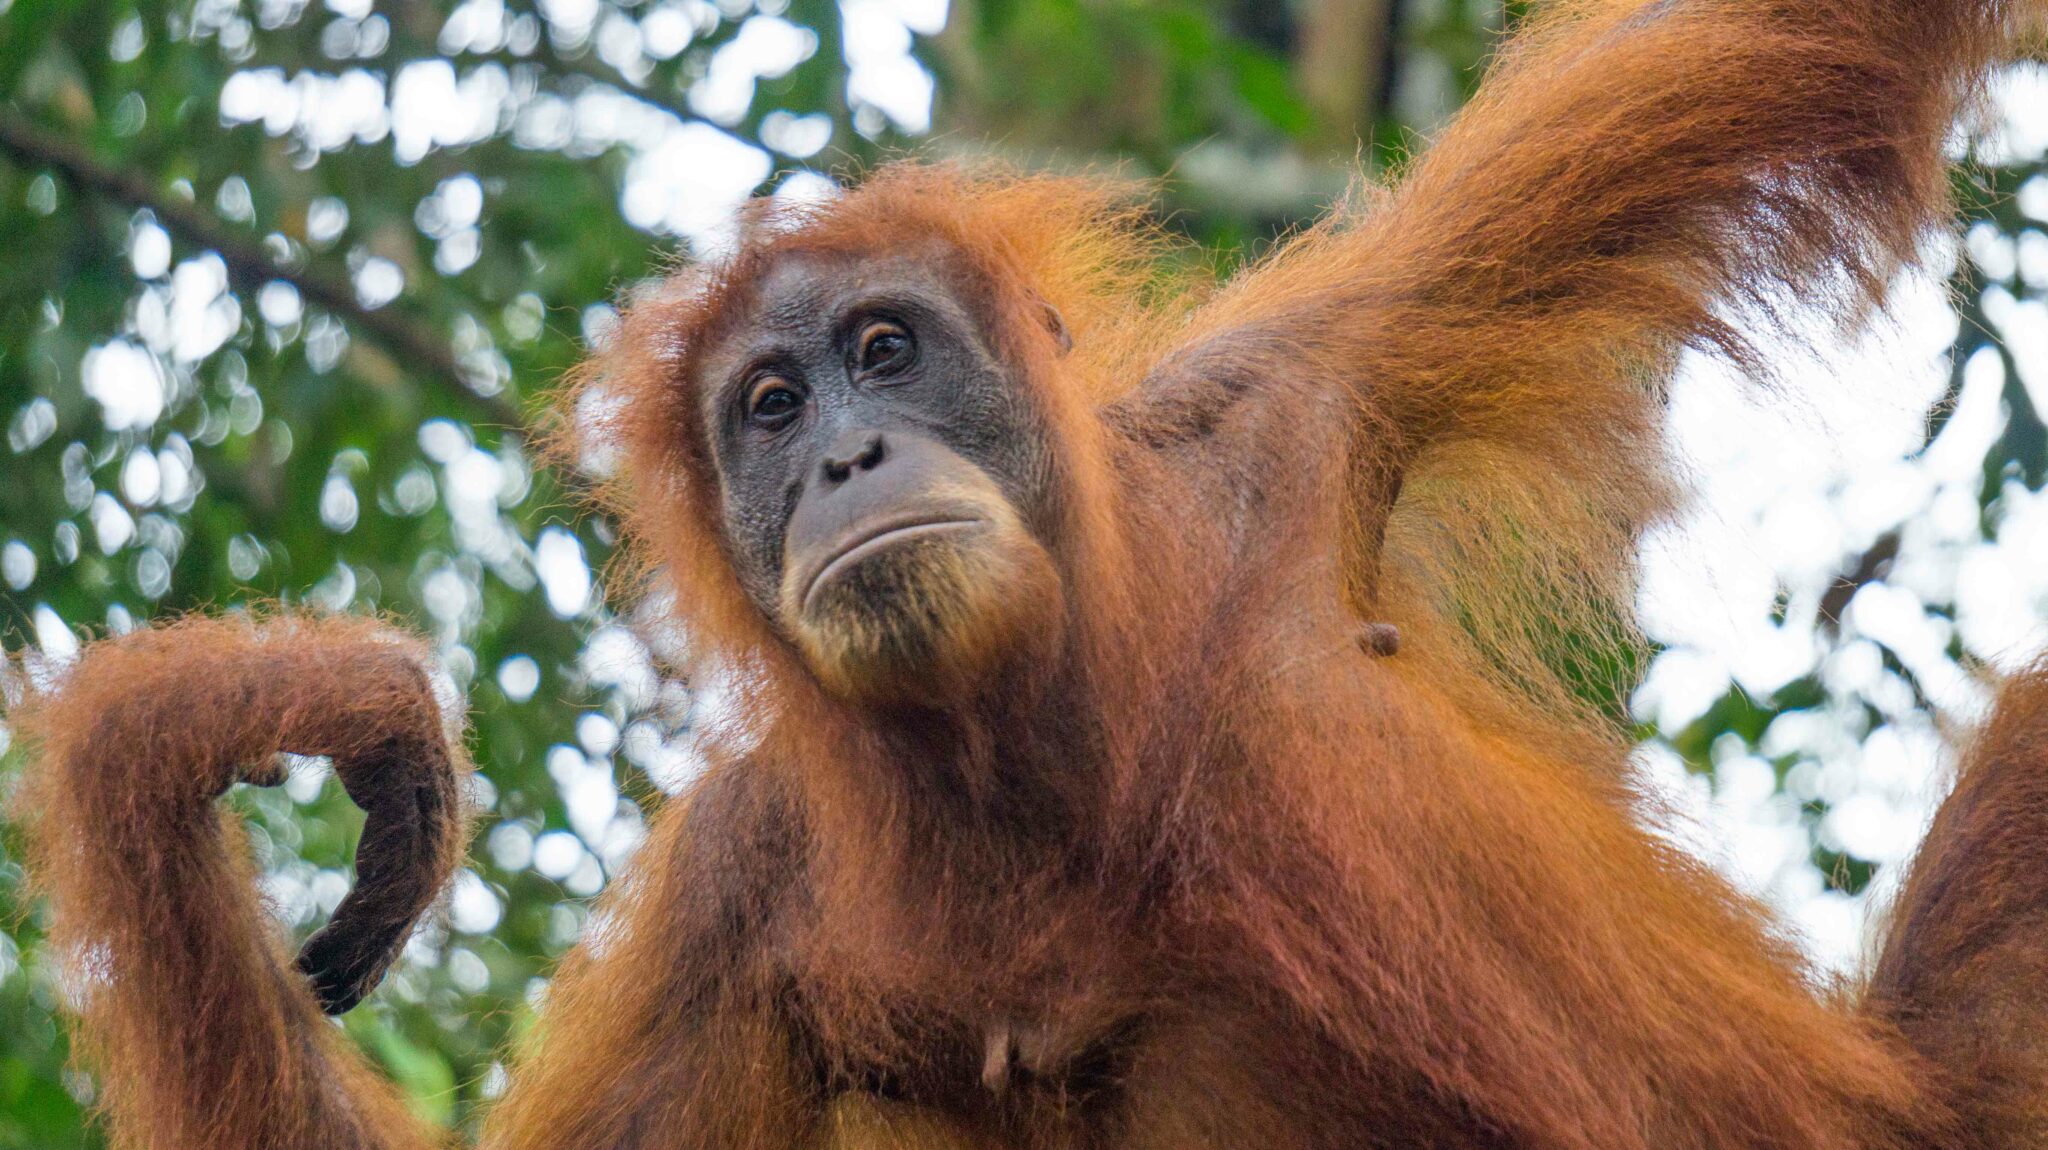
[1818,529,1901,635]
[0,107,524,429]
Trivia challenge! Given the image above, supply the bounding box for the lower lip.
[802,519,983,611]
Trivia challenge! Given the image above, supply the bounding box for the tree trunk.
[1297,0,1399,149]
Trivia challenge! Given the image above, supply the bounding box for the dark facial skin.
[701,249,1050,605]
[696,247,1066,698]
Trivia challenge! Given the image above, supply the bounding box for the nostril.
[820,431,887,486]
[855,432,886,471]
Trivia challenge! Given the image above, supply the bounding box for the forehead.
[710,244,982,349]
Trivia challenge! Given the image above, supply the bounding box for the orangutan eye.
[857,323,915,374]
[746,377,804,427]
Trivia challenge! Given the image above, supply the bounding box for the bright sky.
[1636,66,2048,974]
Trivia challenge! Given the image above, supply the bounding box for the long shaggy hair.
[13,1,2047,1148]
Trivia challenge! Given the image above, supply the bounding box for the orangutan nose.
[819,430,887,486]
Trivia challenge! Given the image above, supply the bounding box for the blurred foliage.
[934,0,1316,156]
[0,0,2042,1145]
[926,0,1517,251]
[1652,145,2048,900]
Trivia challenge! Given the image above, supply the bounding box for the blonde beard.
[782,496,1064,706]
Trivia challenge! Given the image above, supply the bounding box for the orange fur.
[14,0,2047,1147]
[12,614,464,1150]
[1870,664,2048,1144]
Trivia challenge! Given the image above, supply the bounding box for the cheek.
[717,453,810,598]
[939,390,1061,530]
[991,420,1064,542]
[721,494,792,608]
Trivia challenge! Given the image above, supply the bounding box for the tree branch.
[0,107,524,430]
[1298,0,1400,149]
[1818,529,1902,636]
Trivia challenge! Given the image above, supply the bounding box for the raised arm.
[1240,0,2016,405]
[1146,0,2024,689]
[12,615,466,1150]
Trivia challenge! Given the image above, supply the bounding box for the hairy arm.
[1248,0,2014,409]
[12,614,467,1150]
[1136,0,2023,724]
